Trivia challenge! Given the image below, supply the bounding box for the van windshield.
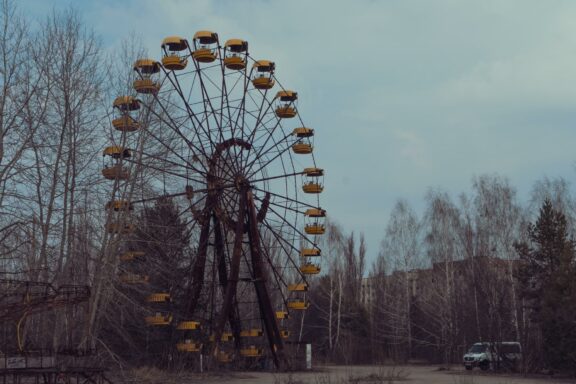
[469,344,487,353]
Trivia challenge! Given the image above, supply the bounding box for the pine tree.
[104,197,191,365]
[515,199,576,371]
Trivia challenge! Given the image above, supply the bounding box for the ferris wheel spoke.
[192,59,244,161]
[239,102,280,171]
[139,155,203,184]
[243,85,278,145]
[244,137,296,181]
[255,226,290,291]
[143,103,237,188]
[215,63,252,180]
[254,194,308,217]
[128,184,225,207]
[230,76,256,177]
[243,123,292,176]
[243,107,291,172]
[225,102,278,155]
[133,152,205,184]
[219,103,273,173]
[218,97,243,179]
[122,158,192,183]
[242,84,274,141]
[195,65,225,143]
[251,185,318,210]
[261,200,318,249]
[254,244,290,322]
[230,70,255,171]
[257,216,298,241]
[257,217,306,282]
[138,99,210,174]
[162,68,218,154]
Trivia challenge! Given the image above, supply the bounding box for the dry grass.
[273,372,308,384]
[451,375,477,384]
[347,366,410,383]
[119,366,249,384]
[124,366,179,384]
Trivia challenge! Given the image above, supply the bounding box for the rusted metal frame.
[0,284,90,322]
[210,138,251,165]
[215,187,247,341]
[256,192,271,223]
[184,195,213,317]
[210,188,247,358]
[204,138,252,352]
[209,138,252,193]
[212,214,242,352]
[246,190,286,370]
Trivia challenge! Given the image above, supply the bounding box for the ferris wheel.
[102,31,325,368]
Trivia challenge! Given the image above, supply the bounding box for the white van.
[463,342,522,371]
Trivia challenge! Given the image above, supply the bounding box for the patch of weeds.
[274,372,307,384]
[313,372,336,384]
[127,366,181,384]
[348,366,410,384]
[452,375,476,384]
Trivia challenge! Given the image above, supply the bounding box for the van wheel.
[479,361,489,371]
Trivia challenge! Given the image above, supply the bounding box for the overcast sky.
[20,0,576,258]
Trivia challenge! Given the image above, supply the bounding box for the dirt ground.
[192,365,575,384]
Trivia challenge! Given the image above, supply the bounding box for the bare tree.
[0,0,50,270]
[420,189,464,363]
[377,199,421,359]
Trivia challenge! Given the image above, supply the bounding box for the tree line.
[0,0,146,360]
[305,174,576,373]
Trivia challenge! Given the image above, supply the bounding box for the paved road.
[202,365,573,384]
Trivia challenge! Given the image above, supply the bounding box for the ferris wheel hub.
[234,175,249,192]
